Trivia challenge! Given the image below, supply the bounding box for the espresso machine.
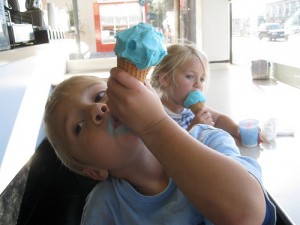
[0,0,10,51]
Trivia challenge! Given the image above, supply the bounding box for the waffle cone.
[189,102,205,114]
[117,58,150,82]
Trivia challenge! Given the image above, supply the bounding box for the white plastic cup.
[239,119,259,147]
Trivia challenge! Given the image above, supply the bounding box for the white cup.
[239,119,259,147]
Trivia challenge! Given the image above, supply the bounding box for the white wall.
[0,41,73,193]
[201,0,230,62]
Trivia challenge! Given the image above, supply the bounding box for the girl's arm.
[209,107,264,143]
[208,107,240,138]
[188,107,239,139]
[107,68,266,225]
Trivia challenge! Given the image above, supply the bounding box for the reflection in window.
[93,1,144,52]
[100,3,142,43]
[93,0,199,53]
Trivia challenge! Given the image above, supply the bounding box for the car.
[258,23,286,41]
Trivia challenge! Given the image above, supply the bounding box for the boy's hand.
[106,67,167,136]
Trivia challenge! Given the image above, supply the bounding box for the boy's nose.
[91,104,108,124]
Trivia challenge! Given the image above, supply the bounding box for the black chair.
[17,139,98,225]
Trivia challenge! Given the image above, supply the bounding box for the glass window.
[231,0,300,88]
[36,0,299,88]
[92,1,144,52]
[37,0,199,57]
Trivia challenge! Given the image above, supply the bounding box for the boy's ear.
[83,168,109,181]
[158,73,170,88]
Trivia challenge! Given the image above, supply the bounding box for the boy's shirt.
[81,124,276,225]
[81,178,208,225]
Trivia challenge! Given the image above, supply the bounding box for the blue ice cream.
[114,23,167,70]
[184,90,206,114]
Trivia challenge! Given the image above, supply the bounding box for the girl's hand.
[192,107,215,126]
[106,67,167,136]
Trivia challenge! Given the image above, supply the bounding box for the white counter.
[0,41,72,193]
[206,65,300,224]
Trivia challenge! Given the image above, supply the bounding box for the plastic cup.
[239,119,259,147]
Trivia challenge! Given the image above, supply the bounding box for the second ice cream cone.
[189,102,205,114]
[184,90,206,115]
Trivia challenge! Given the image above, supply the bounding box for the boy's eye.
[200,78,205,83]
[186,74,194,80]
[95,91,106,102]
[75,121,83,135]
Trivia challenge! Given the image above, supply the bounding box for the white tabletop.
[207,65,300,224]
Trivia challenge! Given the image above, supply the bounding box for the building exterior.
[265,0,300,25]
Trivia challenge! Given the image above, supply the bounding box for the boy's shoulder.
[87,179,113,199]
[84,178,120,211]
[189,124,241,156]
[189,124,231,140]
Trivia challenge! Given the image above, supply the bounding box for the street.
[232,35,300,67]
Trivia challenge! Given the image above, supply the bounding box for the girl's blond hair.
[44,76,105,175]
[151,43,210,97]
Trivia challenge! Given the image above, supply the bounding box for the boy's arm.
[107,68,266,225]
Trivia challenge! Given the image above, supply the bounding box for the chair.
[17,139,98,225]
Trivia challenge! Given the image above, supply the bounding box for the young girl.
[151,44,240,138]
[43,74,275,225]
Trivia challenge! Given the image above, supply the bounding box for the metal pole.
[70,0,83,59]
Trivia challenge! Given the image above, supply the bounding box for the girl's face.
[165,56,205,106]
[52,79,143,177]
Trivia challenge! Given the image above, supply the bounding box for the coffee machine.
[0,0,10,51]
[4,0,36,47]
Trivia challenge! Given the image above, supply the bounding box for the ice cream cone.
[117,57,151,82]
[189,102,205,114]
[184,90,206,115]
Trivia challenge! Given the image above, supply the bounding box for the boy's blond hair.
[44,76,105,175]
[151,44,210,97]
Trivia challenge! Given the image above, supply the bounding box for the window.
[35,0,199,57]
[94,1,143,52]
[36,0,300,88]
[232,0,300,88]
